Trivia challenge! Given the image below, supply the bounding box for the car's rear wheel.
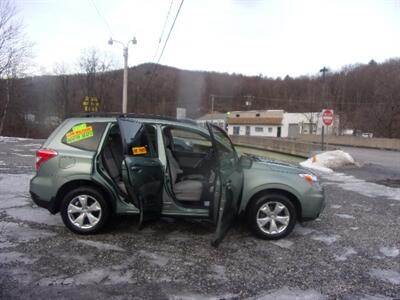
[248,193,297,240]
[60,186,109,234]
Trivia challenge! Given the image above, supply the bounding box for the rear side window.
[62,122,107,151]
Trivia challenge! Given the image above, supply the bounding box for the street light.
[108,37,137,113]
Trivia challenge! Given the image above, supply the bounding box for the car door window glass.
[210,124,238,169]
[170,128,212,153]
[119,119,157,158]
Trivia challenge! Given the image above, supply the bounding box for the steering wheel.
[194,148,215,169]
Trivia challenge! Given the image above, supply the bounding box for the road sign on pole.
[321,109,334,151]
[322,109,334,126]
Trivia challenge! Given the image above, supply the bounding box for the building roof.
[228,117,282,125]
[197,113,227,121]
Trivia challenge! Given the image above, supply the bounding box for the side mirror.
[239,155,252,169]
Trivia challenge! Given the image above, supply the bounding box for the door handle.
[131,166,142,171]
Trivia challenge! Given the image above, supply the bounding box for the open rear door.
[118,118,164,227]
[207,123,243,247]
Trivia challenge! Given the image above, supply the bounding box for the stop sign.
[322,109,334,126]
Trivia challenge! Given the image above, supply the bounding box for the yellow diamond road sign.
[82,96,100,112]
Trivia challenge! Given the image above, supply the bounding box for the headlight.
[299,173,318,185]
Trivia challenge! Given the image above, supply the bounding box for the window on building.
[233,126,240,135]
[236,114,240,117]
[256,113,260,117]
[255,127,263,132]
[268,127,273,133]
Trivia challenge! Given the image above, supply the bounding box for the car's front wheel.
[60,186,109,234]
[248,193,297,240]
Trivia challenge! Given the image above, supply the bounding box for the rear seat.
[102,135,127,195]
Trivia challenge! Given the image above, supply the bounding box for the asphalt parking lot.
[0,137,399,299]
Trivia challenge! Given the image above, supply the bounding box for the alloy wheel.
[67,194,102,229]
[256,201,290,235]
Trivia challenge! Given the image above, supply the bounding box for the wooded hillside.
[0,59,399,138]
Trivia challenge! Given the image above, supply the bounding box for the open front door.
[118,118,164,227]
[207,124,243,247]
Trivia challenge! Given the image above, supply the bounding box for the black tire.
[248,193,297,240]
[60,186,110,235]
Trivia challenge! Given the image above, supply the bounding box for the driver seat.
[165,144,203,202]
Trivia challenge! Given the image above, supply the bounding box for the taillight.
[36,149,58,171]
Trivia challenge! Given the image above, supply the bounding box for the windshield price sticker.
[66,123,94,144]
[132,146,148,155]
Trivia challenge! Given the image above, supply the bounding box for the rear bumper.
[30,176,58,214]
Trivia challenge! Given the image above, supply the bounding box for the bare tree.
[78,48,116,111]
[53,62,71,118]
[0,0,32,135]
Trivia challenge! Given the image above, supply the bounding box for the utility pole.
[319,66,329,150]
[210,94,215,116]
[108,37,137,113]
[245,95,254,110]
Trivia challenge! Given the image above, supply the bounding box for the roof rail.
[66,112,198,126]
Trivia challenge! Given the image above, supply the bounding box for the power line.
[144,0,185,92]
[90,0,113,36]
[152,0,174,61]
[155,0,184,65]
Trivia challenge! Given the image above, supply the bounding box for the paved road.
[340,146,400,173]
[0,137,399,299]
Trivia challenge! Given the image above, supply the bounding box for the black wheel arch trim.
[54,178,117,214]
[245,188,302,221]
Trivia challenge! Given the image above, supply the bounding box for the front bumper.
[300,185,325,221]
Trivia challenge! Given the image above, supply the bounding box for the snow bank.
[300,150,355,173]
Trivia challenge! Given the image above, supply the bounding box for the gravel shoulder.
[0,138,399,299]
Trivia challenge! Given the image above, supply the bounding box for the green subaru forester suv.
[30,114,325,246]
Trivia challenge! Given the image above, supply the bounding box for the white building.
[227,110,339,138]
[227,110,284,137]
[196,113,227,130]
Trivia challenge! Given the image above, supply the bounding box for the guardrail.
[230,135,337,158]
[296,135,400,151]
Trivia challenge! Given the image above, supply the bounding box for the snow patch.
[271,239,294,249]
[5,206,62,226]
[300,150,355,173]
[334,247,357,261]
[323,173,400,201]
[331,205,342,209]
[12,153,35,157]
[0,136,33,142]
[311,234,340,245]
[379,247,399,258]
[38,267,136,286]
[169,293,239,300]
[139,250,169,267]
[294,225,316,236]
[254,286,326,300]
[0,173,32,196]
[0,251,38,264]
[76,239,125,252]
[335,213,355,219]
[0,221,56,243]
[208,265,228,282]
[369,268,400,285]
[21,143,42,148]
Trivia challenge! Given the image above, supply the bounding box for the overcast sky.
[17,0,400,78]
